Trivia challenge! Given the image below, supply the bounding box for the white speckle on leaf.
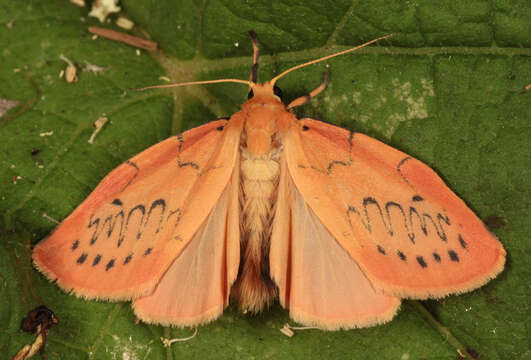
[109,335,152,360]
[392,77,434,120]
[352,91,361,105]
[401,353,410,360]
[0,98,19,118]
[89,0,120,23]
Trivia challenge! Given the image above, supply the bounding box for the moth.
[33,32,505,330]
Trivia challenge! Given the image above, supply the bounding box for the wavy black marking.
[110,210,125,246]
[124,204,146,242]
[178,160,200,170]
[199,164,223,176]
[145,199,166,234]
[396,157,415,190]
[123,160,140,190]
[167,208,182,228]
[348,196,451,245]
[409,207,448,242]
[301,129,354,174]
[347,197,393,236]
[88,215,112,245]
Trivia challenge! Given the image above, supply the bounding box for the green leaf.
[1,1,529,359]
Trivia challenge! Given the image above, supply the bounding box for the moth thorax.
[232,147,281,312]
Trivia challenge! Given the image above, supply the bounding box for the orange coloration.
[33,33,505,331]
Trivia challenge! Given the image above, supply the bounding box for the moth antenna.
[249,30,259,84]
[287,72,329,109]
[270,33,395,86]
[135,78,253,91]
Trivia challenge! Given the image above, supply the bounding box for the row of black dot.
[72,239,152,271]
[376,233,468,268]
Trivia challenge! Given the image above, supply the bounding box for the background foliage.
[0,1,529,359]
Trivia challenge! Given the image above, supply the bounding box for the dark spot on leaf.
[31,148,40,155]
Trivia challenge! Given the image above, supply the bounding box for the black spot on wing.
[377,245,386,255]
[105,259,115,271]
[112,198,123,206]
[416,256,427,268]
[448,250,459,262]
[123,253,133,265]
[458,234,468,249]
[71,240,79,251]
[433,252,441,262]
[412,195,424,202]
[397,250,407,262]
[76,253,87,264]
[143,248,152,256]
[92,254,101,266]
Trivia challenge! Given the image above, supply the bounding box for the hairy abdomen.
[231,148,279,312]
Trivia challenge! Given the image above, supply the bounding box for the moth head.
[247,82,283,102]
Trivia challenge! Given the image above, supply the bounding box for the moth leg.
[249,30,259,83]
[287,72,329,109]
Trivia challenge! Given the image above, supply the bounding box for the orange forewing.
[33,118,243,300]
[284,118,506,299]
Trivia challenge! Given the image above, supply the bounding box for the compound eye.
[247,89,254,99]
[273,86,283,99]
